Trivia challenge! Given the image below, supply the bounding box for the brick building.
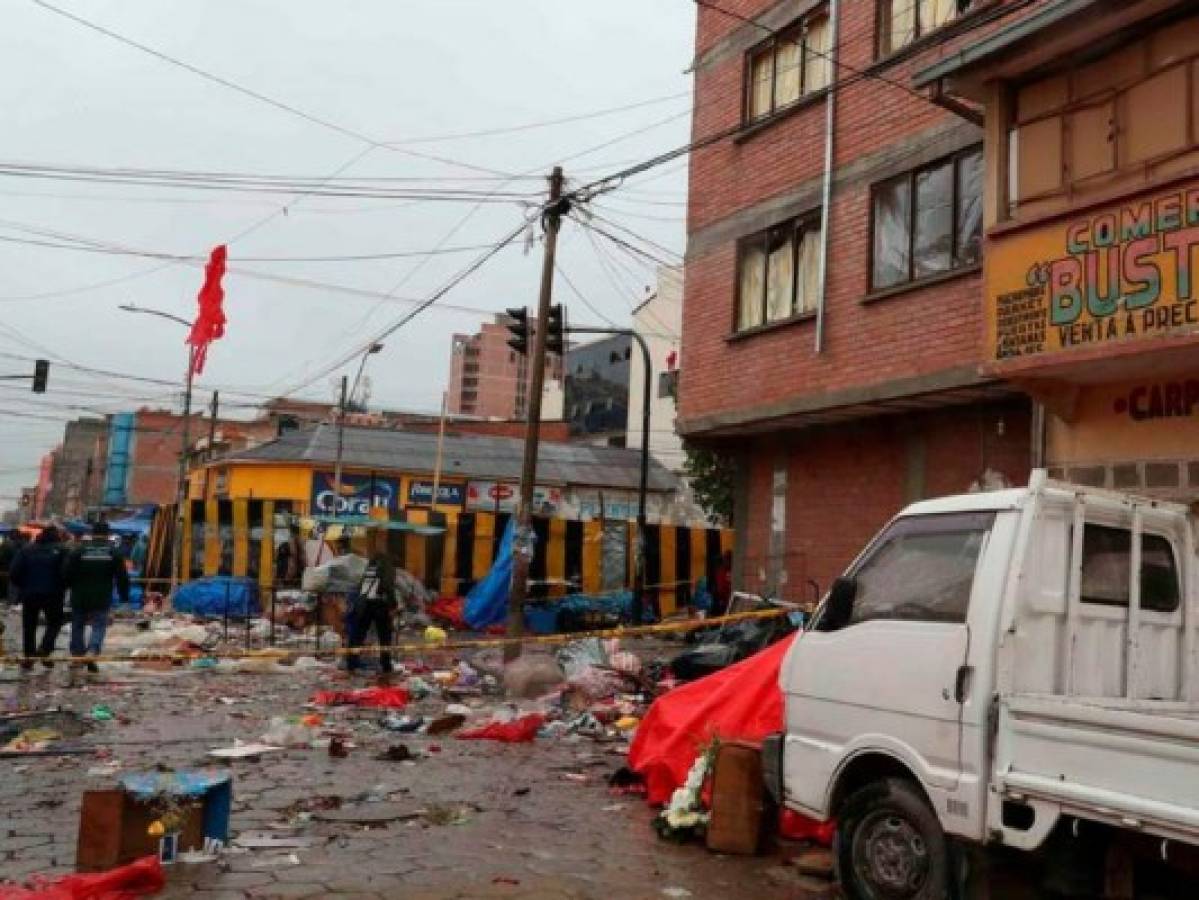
[678,0,1044,599]
[446,314,563,419]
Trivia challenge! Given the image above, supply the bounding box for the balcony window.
[870,146,982,291]
[745,11,830,123]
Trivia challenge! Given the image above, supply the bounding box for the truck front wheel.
[836,777,950,900]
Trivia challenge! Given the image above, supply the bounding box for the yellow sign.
[987,181,1199,363]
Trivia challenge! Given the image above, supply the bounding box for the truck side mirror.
[820,576,857,631]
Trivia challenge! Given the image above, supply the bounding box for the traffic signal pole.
[507,166,566,660]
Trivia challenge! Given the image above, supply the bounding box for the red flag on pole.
[186,245,228,376]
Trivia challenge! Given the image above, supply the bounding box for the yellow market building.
[157,424,731,616]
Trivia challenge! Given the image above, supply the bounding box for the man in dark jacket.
[10,527,67,670]
[63,521,129,673]
[346,537,396,675]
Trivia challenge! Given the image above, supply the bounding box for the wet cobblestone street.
[0,615,820,899]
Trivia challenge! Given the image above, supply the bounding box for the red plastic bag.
[456,713,545,743]
[0,855,165,900]
[628,635,795,805]
[311,686,410,709]
[427,596,468,630]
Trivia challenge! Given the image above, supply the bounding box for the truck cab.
[770,471,1199,898]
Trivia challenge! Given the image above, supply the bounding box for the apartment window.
[879,0,973,57]
[1080,524,1181,613]
[745,11,831,122]
[871,146,982,291]
[736,215,822,332]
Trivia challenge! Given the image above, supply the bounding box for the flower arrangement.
[652,737,720,842]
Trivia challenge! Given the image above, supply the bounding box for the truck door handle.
[954,665,973,703]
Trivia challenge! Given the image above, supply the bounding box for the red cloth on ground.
[0,855,164,899]
[456,713,545,743]
[311,687,410,709]
[628,634,795,806]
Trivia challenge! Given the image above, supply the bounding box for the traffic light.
[545,304,565,355]
[505,307,530,356]
[31,359,49,393]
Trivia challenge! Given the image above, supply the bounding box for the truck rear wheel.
[836,777,950,900]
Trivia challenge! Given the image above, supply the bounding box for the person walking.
[9,527,67,670]
[346,536,396,675]
[63,521,130,673]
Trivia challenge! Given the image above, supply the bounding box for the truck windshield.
[817,512,995,629]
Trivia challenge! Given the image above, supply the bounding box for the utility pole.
[171,346,197,592]
[430,392,448,509]
[202,391,220,499]
[507,166,566,656]
[332,375,348,519]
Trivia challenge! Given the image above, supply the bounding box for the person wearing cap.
[9,526,67,670]
[63,520,130,673]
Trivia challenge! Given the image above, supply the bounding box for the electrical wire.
[28,0,513,179]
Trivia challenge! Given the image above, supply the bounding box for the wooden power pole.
[507,166,566,658]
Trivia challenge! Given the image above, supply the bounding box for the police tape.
[0,607,797,667]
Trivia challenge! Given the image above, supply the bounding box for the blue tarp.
[464,519,516,630]
[172,577,260,618]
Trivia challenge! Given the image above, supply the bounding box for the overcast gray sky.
[0,0,695,509]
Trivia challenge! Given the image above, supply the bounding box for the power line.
[384,91,691,145]
[28,0,511,179]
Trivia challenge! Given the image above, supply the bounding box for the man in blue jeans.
[63,521,130,673]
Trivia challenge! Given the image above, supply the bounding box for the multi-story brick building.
[678,0,1046,599]
[446,314,563,420]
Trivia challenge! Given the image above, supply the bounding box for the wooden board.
[706,741,766,856]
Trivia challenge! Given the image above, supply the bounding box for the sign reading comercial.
[310,472,399,516]
[406,479,465,508]
[987,181,1199,363]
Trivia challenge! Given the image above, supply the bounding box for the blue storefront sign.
[406,479,466,508]
[311,472,400,516]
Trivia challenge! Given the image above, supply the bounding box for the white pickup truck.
[765,471,1199,898]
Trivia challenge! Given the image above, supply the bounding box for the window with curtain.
[744,9,831,122]
[736,215,822,332]
[879,0,972,57]
[870,146,983,291]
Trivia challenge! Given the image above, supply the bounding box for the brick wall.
[680,0,1050,433]
[736,399,1032,599]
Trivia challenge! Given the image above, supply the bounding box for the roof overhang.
[914,0,1189,102]
[678,368,1022,440]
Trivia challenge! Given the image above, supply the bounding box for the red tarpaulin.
[628,634,795,806]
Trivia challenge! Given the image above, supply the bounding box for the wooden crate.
[76,790,204,872]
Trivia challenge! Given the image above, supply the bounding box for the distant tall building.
[565,333,631,446]
[446,313,563,420]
